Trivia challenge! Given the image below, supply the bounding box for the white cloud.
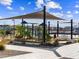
[50,12,64,17]
[75,10,79,14]
[37,0,44,4]
[0,16,3,19]
[36,0,62,9]
[67,11,71,14]
[36,3,42,8]
[66,14,73,18]
[7,6,13,10]
[20,7,25,11]
[45,0,52,2]
[49,11,73,19]
[46,1,62,9]
[75,4,79,8]
[0,0,13,6]
[36,0,44,8]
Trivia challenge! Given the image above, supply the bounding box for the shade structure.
[21,21,28,24]
[0,10,64,44]
[0,11,64,20]
[39,23,47,26]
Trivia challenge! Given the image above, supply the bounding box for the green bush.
[16,25,32,39]
[0,45,5,51]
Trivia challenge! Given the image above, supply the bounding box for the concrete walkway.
[1,45,59,59]
[1,43,79,59]
[56,43,79,59]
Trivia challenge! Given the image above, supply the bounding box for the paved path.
[56,43,79,59]
[1,43,79,59]
[1,45,59,59]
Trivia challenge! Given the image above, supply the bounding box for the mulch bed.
[0,50,31,58]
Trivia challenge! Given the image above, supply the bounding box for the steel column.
[22,18,24,27]
[12,19,15,35]
[43,6,46,44]
[48,21,50,34]
[71,19,73,40]
[32,24,34,37]
[57,21,59,37]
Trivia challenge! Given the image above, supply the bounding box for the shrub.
[0,45,5,51]
[15,35,23,38]
[53,39,59,46]
[2,39,11,44]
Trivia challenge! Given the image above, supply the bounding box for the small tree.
[0,30,6,40]
[15,25,31,38]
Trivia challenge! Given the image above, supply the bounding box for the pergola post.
[57,21,59,37]
[22,18,24,27]
[48,21,50,34]
[35,26,37,37]
[32,24,34,37]
[71,19,73,40]
[12,19,15,35]
[43,6,46,44]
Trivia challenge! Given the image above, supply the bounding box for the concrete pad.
[0,45,58,59]
[56,43,79,59]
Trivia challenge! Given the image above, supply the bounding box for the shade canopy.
[0,11,64,20]
[39,23,47,26]
[21,21,28,24]
[21,21,37,24]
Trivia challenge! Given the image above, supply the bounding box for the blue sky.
[0,0,79,27]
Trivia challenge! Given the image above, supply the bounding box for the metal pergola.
[0,6,64,44]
